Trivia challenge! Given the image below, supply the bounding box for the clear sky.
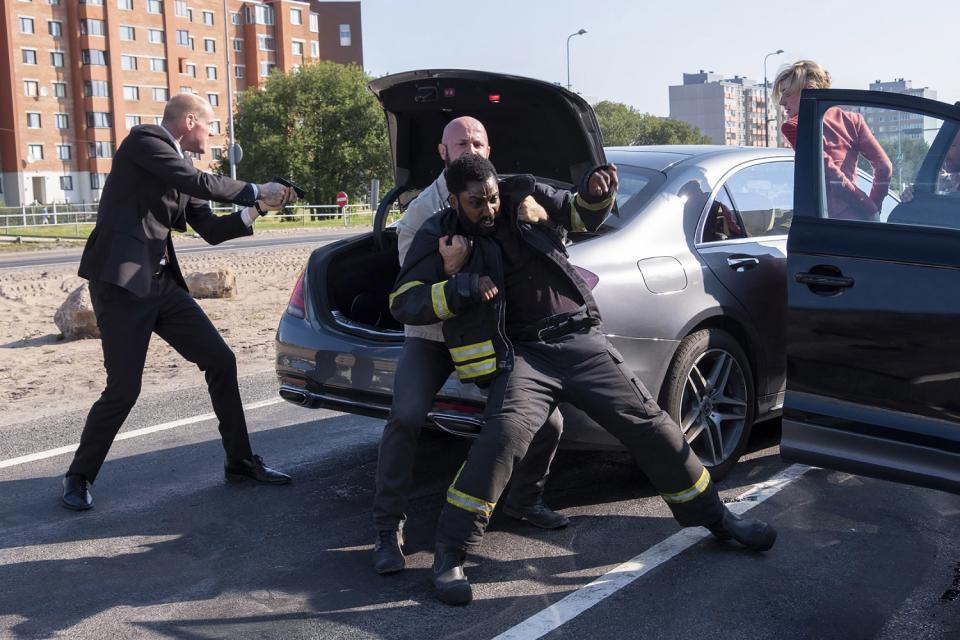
[357,0,958,115]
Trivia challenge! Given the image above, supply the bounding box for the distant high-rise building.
[668,70,778,147]
[0,0,362,206]
[859,78,939,147]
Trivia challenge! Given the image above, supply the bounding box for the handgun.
[272,176,306,200]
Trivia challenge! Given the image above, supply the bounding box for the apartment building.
[860,78,939,146]
[0,0,362,206]
[668,70,779,148]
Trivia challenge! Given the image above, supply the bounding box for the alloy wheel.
[679,348,749,467]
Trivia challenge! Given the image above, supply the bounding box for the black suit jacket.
[79,124,258,297]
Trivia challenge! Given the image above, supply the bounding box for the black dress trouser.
[67,273,253,482]
[437,327,726,549]
[373,337,564,531]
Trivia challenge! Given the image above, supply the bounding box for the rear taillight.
[573,265,599,290]
[286,269,306,318]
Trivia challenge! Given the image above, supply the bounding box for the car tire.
[659,328,755,482]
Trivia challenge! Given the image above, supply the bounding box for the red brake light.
[488,94,501,103]
[286,269,306,318]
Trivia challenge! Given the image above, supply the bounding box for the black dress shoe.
[432,543,472,605]
[373,527,405,575]
[62,474,93,511]
[502,497,570,529]
[224,454,291,484]
[708,507,777,552]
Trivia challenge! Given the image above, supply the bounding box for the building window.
[80,0,104,4]
[147,0,162,13]
[149,29,164,44]
[244,5,274,25]
[311,41,319,58]
[23,80,39,97]
[120,25,136,41]
[88,142,114,158]
[123,85,139,100]
[84,80,110,97]
[233,38,242,52]
[257,35,274,51]
[259,62,274,77]
[22,49,37,65]
[81,49,108,65]
[180,86,192,94]
[290,8,302,25]
[211,147,223,161]
[90,173,108,190]
[292,41,304,56]
[339,24,351,47]
[52,82,66,98]
[210,120,221,134]
[174,0,188,17]
[149,58,167,72]
[19,17,35,34]
[234,65,244,79]
[202,11,214,26]
[28,144,44,160]
[204,38,215,53]
[207,93,219,106]
[309,13,319,32]
[121,54,138,70]
[206,65,217,80]
[183,62,196,77]
[48,20,62,37]
[126,115,141,128]
[50,51,64,67]
[118,0,133,9]
[231,11,240,25]
[153,87,168,101]
[60,176,74,191]
[55,113,69,129]
[27,113,41,128]
[86,112,113,128]
[80,19,105,36]
[176,29,189,45]
[57,145,71,160]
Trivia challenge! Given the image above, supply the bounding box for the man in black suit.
[62,93,294,510]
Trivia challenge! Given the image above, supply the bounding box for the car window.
[597,165,665,232]
[702,186,743,242]
[818,105,960,229]
[720,161,794,238]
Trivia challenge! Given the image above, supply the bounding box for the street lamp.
[223,0,237,179]
[566,29,587,90]
[763,49,784,147]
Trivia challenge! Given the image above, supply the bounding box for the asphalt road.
[1,372,958,640]
[0,229,359,271]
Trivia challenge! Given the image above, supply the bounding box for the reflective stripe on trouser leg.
[446,464,497,517]
[557,329,725,527]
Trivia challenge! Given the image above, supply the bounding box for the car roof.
[606,145,794,172]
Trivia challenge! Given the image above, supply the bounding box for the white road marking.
[0,398,284,470]
[492,464,813,640]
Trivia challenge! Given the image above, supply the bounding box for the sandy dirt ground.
[0,240,317,429]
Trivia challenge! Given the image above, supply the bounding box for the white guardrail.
[0,202,398,236]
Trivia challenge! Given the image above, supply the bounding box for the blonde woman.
[774,60,892,220]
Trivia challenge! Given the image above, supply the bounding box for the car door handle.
[795,272,855,288]
[726,256,759,272]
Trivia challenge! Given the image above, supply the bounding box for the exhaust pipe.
[279,386,309,406]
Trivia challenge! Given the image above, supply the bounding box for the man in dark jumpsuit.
[391,155,777,605]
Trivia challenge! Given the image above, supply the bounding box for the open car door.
[782,89,960,494]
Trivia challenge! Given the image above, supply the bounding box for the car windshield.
[596,164,665,232]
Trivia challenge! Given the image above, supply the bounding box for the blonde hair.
[773,60,832,101]
[162,93,212,126]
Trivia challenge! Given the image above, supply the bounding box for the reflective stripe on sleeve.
[388,280,425,306]
[454,357,497,381]
[569,202,587,233]
[660,468,712,504]
[449,340,495,363]
[431,281,455,319]
[574,192,614,211]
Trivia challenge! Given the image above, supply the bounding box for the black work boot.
[502,497,570,529]
[708,507,777,551]
[372,526,405,575]
[432,543,472,605]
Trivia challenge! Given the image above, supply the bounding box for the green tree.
[856,136,929,193]
[594,100,711,146]
[223,61,391,205]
